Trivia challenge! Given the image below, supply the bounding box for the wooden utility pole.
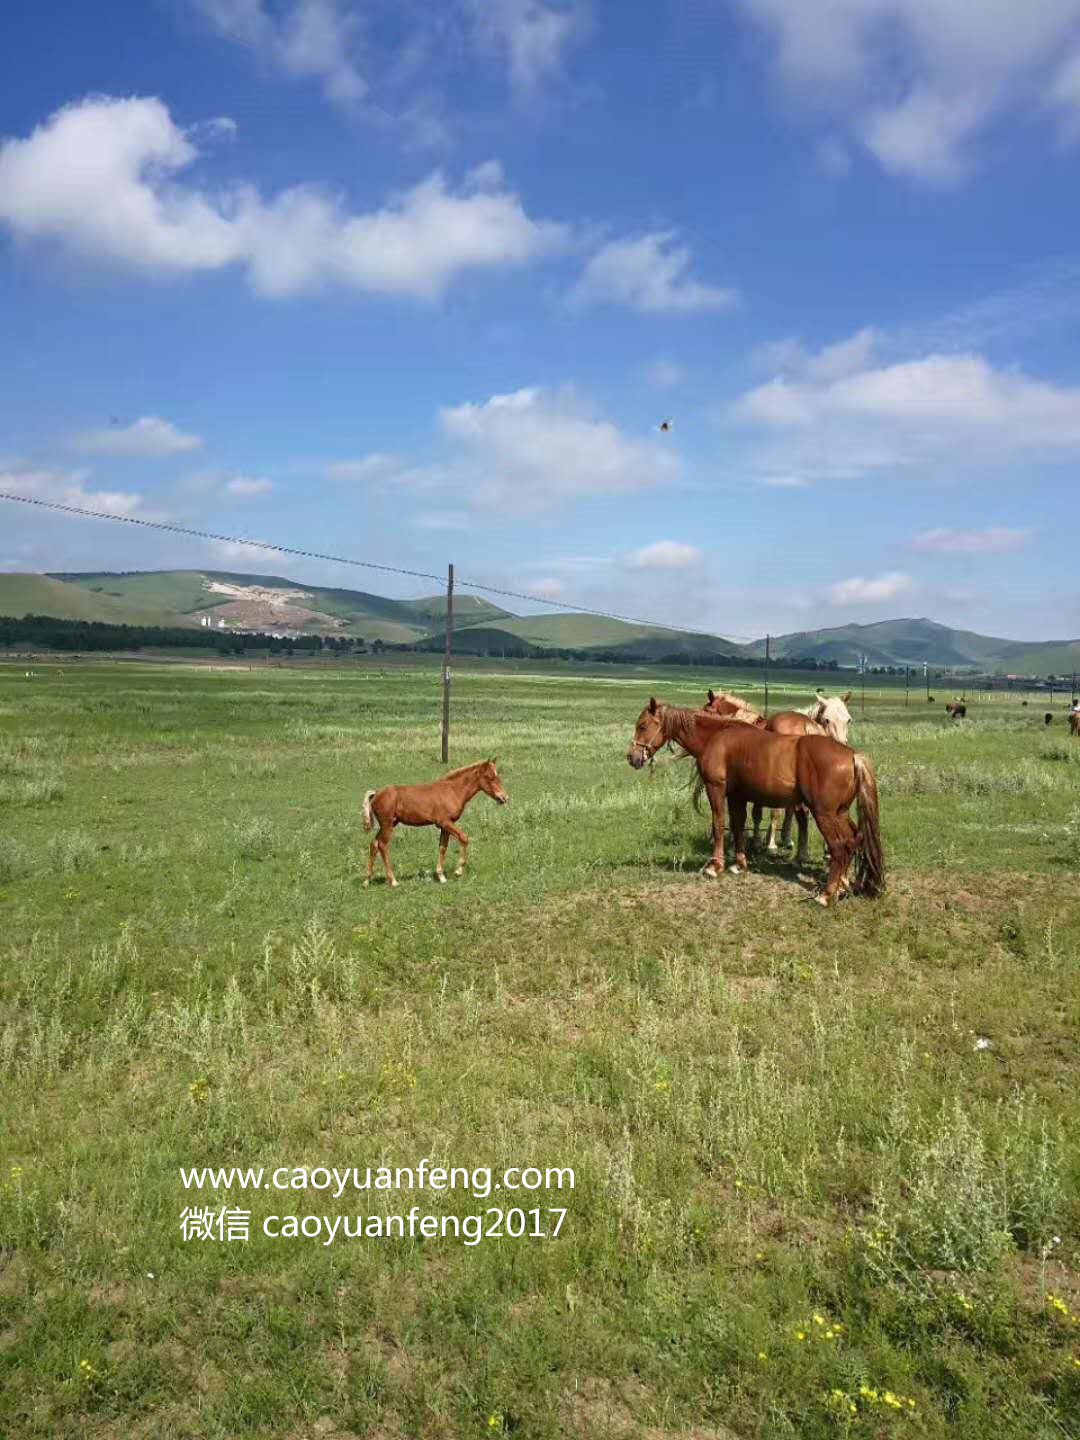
[440,563,454,764]
[905,665,909,707]
[764,634,770,718]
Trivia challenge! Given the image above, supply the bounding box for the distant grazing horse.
[1045,713,1054,726]
[1070,711,1080,739]
[628,701,884,905]
[362,759,508,887]
[927,695,935,704]
[945,702,967,721]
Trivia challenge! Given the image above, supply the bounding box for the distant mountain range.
[2,570,1078,675]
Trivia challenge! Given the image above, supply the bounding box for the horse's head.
[480,759,509,804]
[628,698,666,769]
[811,694,852,744]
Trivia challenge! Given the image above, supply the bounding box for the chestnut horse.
[701,691,853,861]
[628,700,884,905]
[363,759,508,887]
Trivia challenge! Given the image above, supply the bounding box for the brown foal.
[629,700,884,905]
[362,759,508,887]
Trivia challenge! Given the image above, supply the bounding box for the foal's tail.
[851,753,886,898]
[362,789,377,832]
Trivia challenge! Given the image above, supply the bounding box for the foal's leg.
[448,824,469,876]
[778,807,795,850]
[436,829,451,884]
[377,823,398,888]
[751,802,763,850]
[702,783,727,878]
[766,808,784,852]
[729,797,750,874]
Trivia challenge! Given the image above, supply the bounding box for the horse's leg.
[729,796,749,874]
[447,824,469,876]
[794,807,810,866]
[779,807,795,850]
[766,808,783,852]
[435,829,451,884]
[810,813,856,906]
[751,802,762,849]
[702,782,727,878]
[365,837,379,887]
[377,824,398,888]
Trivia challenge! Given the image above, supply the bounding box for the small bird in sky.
[658,420,672,433]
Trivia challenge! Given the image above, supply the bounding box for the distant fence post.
[764,634,770,718]
[441,562,454,764]
[904,666,909,706]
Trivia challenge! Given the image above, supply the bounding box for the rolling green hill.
[4,572,1078,673]
[746,618,1080,674]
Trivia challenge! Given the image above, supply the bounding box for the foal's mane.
[440,759,491,781]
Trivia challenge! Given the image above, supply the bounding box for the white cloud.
[0,96,570,299]
[735,0,1080,182]
[645,359,685,389]
[736,337,1080,485]
[413,509,469,531]
[224,475,274,497]
[193,0,365,106]
[326,453,403,481]
[755,474,811,488]
[570,231,737,314]
[528,576,567,598]
[624,540,703,570]
[467,0,584,100]
[71,416,203,456]
[207,538,291,566]
[0,464,150,519]
[912,526,1034,554]
[827,571,914,605]
[439,385,680,511]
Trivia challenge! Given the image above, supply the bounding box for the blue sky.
[1,0,1079,642]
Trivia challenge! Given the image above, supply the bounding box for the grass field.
[1,658,1079,1439]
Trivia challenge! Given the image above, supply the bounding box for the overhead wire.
[0,491,759,643]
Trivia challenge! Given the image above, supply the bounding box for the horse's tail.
[851,753,885,898]
[689,769,706,813]
[362,789,377,831]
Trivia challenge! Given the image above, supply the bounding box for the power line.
[0,490,758,644]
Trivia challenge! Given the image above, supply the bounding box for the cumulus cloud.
[439,385,679,511]
[467,0,584,100]
[71,416,203,456]
[223,475,274,497]
[571,231,737,314]
[0,464,151,519]
[827,571,914,605]
[736,333,1080,485]
[0,96,570,298]
[735,0,1080,182]
[912,526,1034,554]
[623,540,703,570]
[193,0,366,105]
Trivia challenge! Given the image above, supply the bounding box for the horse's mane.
[663,704,745,753]
[440,759,491,780]
[706,690,764,725]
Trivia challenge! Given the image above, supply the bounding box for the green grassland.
[1,658,1079,1439]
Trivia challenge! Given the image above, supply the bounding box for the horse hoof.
[454,869,464,877]
[701,865,718,879]
[728,864,743,875]
[814,894,829,908]
[436,874,446,885]
[390,880,398,889]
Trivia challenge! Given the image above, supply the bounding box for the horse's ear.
[648,696,658,715]
[707,689,715,703]
[841,691,851,704]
